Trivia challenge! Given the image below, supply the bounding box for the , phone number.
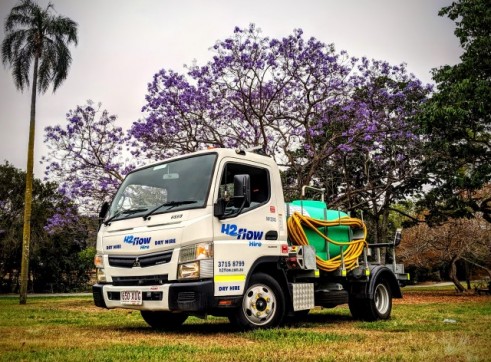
[218,260,245,268]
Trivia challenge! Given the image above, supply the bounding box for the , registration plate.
[121,290,142,305]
